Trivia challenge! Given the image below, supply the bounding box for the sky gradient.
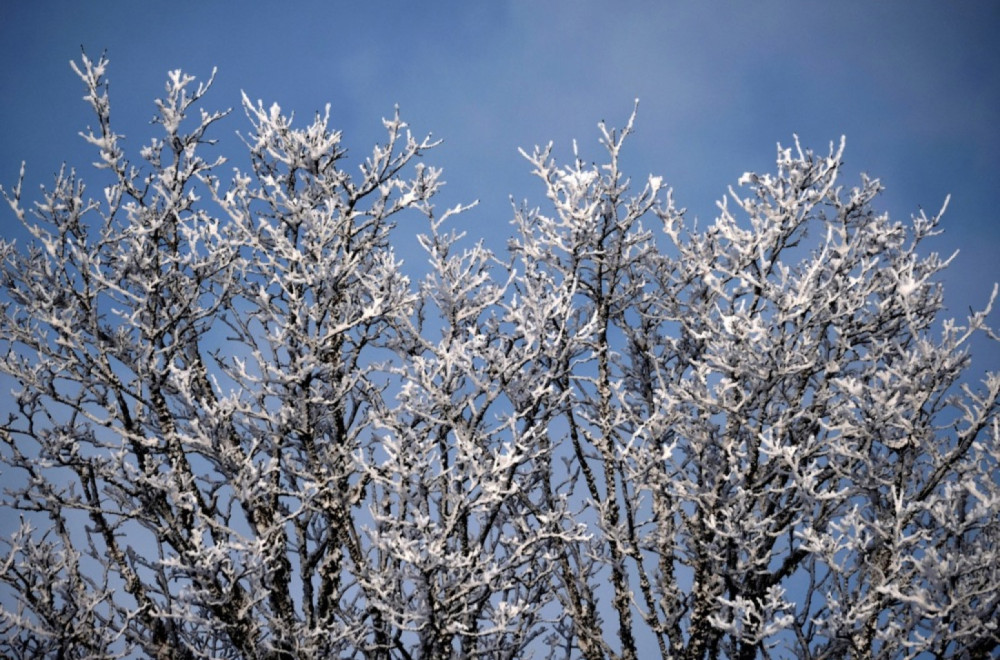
[1,1,998,369]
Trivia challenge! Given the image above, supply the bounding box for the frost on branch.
[1,57,998,659]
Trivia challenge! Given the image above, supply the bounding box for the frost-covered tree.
[507,119,999,659]
[1,55,997,660]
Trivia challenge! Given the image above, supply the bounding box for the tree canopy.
[1,53,998,660]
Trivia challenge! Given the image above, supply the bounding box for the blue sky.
[0,3,998,652]
[1,1,998,369]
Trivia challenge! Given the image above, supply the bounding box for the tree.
[0,54,997,659]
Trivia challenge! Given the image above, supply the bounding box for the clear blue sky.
[1,1,997,370]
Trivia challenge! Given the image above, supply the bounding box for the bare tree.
[1,55,997,659]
